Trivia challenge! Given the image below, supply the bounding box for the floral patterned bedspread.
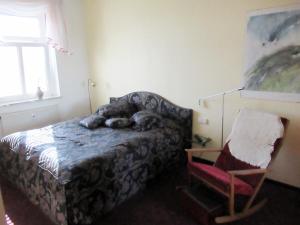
[0,117,186,225]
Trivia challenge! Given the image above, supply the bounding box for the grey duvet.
[0,118,184,225]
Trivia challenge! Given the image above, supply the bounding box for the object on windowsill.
[193,134,211,147]
[36,87,44,100]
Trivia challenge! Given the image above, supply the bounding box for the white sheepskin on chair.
[227,108,284,168]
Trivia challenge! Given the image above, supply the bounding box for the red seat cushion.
[188,162,254,196]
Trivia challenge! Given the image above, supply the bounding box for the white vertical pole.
[221,93,225,148]
[88,79,96,114]
[198,87,244,148]
[88,79,93,114]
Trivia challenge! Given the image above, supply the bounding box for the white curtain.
[0,0,69,54]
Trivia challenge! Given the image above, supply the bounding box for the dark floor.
[1,168,300,225]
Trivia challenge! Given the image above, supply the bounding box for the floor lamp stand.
[221,93,225,148]
[88,79,96,114]
[199,87,244,148]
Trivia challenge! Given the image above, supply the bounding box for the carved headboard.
[110,91,193,148]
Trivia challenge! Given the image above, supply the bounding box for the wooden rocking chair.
[186,109,288,224]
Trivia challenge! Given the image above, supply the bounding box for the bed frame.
[0,91,193,225]
[110,91,193,149]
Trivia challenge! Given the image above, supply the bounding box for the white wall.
[0,0,90,136]
[84,0,300,188]
[56,0,91,120]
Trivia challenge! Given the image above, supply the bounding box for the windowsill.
[0,96,61,108]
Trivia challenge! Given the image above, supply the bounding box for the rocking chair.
[186,108,288,223]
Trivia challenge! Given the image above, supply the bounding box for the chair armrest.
[185,148,222,162]
[228,168,267,176]
[228,169,267,197]
[185,148,222,153]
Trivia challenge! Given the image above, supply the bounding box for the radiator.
[0,104,60,138]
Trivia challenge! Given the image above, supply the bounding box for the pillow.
[79,114,106,129]
[163,118,182,131]
[105,118,132,128]
[131,110,163,131]
[97,100,137,118]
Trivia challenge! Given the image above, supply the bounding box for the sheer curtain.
[0,0,69,53]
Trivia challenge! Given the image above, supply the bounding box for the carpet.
[1,168,299,225]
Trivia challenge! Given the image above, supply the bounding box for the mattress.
[0,117,185,225]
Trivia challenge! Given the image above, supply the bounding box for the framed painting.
[241,4,300,102]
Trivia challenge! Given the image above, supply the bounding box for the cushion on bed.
[79,114,106,129]
[131,110,163,131]
[105,118,132,128]
[97,100,137,118]
[163,118,182,130]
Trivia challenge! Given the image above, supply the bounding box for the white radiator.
[0,104,60,137]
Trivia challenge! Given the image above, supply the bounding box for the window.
[0,13,60,105]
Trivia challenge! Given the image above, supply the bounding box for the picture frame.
[241,4,300,102]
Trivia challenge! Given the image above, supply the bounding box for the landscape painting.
[242,5,300,102]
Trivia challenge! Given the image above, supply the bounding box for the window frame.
[0,13,60,106]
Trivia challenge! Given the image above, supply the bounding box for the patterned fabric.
[0,119,184,225]
[97,100,137,118]
[105,118,132,128]
[110,91,193,148]
[131,110,163,131]
[79,114,106,129]
[163,118,183,132]
[0,92,193,225]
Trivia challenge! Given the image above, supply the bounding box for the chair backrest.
[215,109,288,187]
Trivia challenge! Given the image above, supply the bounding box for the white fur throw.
[227,108,284,168]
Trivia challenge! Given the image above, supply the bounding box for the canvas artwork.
[242,5,300,102]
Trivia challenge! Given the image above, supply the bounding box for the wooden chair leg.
[216,174,268,224]
[229,174,235,215]
[215,199,267,223]
[243,174,266,211]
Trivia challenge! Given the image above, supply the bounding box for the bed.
[0,91,192,225]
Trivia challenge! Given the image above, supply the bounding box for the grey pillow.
[131,110,163,131]
[105,118,132,128]
[162,118,183,136]
[163,118,181,130]
[97,100,137,118]
[79,114,106,129]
